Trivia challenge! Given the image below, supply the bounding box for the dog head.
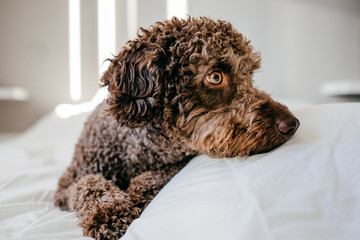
[101,17,299,158]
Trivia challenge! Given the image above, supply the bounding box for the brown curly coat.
[54,17,299,239]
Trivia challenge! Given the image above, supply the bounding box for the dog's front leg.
[127,167,182,210]
[67,174,140,240]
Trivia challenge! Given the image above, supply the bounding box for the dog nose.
[276,117,300,137]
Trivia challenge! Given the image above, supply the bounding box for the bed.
[1,97,359,240]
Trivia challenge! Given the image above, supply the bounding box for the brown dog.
[54,17,299,240]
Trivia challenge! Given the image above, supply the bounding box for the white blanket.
[0,110,92,240]
[1,102,359,240]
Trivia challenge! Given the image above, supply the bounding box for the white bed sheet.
[0,102,359,240]
[0,110,92,240]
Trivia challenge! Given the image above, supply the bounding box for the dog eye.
[206,72,222,85]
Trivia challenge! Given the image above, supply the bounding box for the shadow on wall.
[0,0,99,132]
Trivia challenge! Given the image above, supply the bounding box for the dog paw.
[82,202,141,240]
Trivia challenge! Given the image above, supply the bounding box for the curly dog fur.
[54,17,299,239]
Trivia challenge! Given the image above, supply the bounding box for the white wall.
[0,0,99,132]
[188,0,360,103]
[0,0,70,131]
[0,0,359,132]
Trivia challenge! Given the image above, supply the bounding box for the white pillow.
[122,103,360,240]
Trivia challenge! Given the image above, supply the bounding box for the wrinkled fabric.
[0,110,91,240]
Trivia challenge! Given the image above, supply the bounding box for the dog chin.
[201,128,297,158]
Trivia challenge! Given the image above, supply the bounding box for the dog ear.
[100,41,165,127]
